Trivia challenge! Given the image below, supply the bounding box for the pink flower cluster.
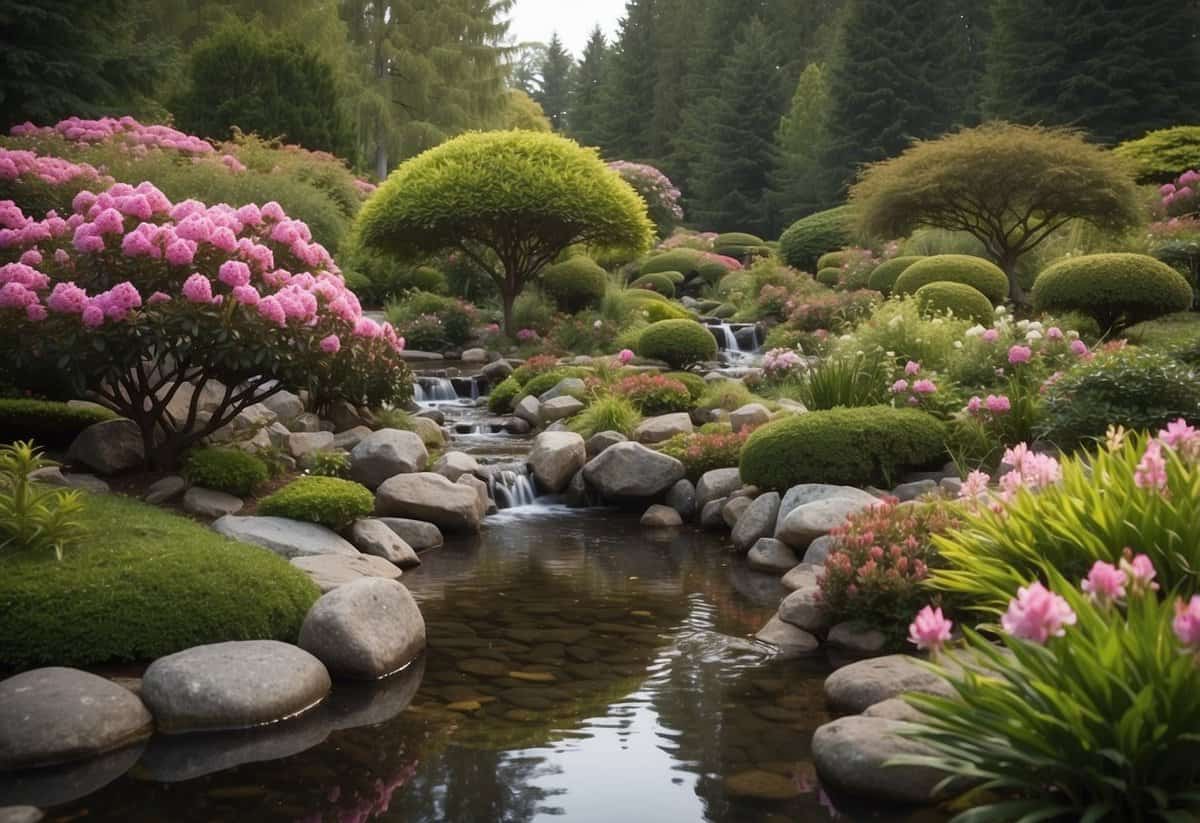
[966,393,1011,416]
[0,147,109,187]
[11,116,214,155]
[909,605,953,653]
[998,443,1062,499]
[1001,582,1077,643]
[890,361,938,406]
[1160,170,1199,211]
[607,160,684,222]
[1133,418,1200,493]
[516,328,539,342]
[763,346,804,377]
[1082,551,1158,606]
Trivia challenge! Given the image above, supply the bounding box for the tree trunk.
[999,252,1026,307]
[373,142,388,182]
[502,290,516,338]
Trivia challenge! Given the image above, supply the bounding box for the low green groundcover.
[0,493,320,668]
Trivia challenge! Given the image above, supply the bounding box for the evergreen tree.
[772,62,831,223]
[534,32,573,132]
[692,17,785,235]
[567,26,609,148]
[600,0,659,160]
[650,0,704,161]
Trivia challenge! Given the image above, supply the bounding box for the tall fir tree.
[650,0,704,161]
[567,26,609,148]
[772,62,831,223]
[599,0,659,159]
[534,32,573,132]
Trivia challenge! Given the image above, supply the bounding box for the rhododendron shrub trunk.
[0,182,411,470]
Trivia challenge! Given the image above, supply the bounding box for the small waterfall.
[489,468,538,509]
[714,323,741,353]
[451,376,482,401]
[416,376,458,403]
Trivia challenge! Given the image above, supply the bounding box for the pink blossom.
[1001,582,1076,644]
[81,303,104,328]
[92,207,125,235]
[354,317,382,339]
[1081,561,1125,604]
[959,470,990,498]
[218,260,251,288]
[147,291,171,305]
[165,238,195,266]
[53,248,70,266]
[1120,552,1159,594]
[261,201,286,222]
[1046,326,1064,340]
[890,379,909,393]
[0,282,38,308]
[181,273,213,304]
[26,303,47,321]
[912,379,937,395]
[1173,596,1200,649]
[981,329,999,343]
[618,348,634,364]
[1008,345,1032,364]
[19,249,42,266]
[985,394,1011,414]
[1159,418,1199,452]
[47,282,88,314]
[908,605,953,653]
[1070,339,1089,357]
[231,285,260,306]
[209,226,237,253]
[320,334,341,354]
[905,360,921,376]
[256,296,286,327]
[1134,440,1168,492]
[966,396,982,414]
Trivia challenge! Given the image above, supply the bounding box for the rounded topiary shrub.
[0,399,118,449]
[713,232,767,260]
[541,256,608,312]
[257,476,374,529]
[867,255,923,295]
[636,319,719,368]
[893,254,1009,304]
[658,270,686,284]
[628,273,677,297]
[712,303,737,319]
[817,250,850,270]
[664,371,707,401]
[779,205,855,271]
[1031,253,1193,331]
[185,447,270,497]
[641,248,704,277]
[816,267,841,287]
[914,281,993,323]
[488,375,521,413]
[739,406,947,490]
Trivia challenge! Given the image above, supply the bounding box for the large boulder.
[776,497,876,549]
[747,538,798,574]
[260,390,304,421]
[291,554,402,594]
[778,583,831,634]
[144,475,187,505]
[375,472,482,532]
[812,716,945,805]
[67,419,144,476]
[731,491,780,552]
[634,413,693,445]
[585,430,627,457]
[212,516,358,559]
[776,484,879,533]
[377,517,443,551]
[827,621,888,656]
[0,668,153,769]
[824,654,953,713]
[299,578,426,679]
[665,479,696,520]
[348,429,428,490]
[582,442,685,500]
[781,563,822,591]
[480,359,513,383]
[529,432,586,494]
[408,416,444,448]
[457,474,490,519]
[538,377,586,402]
[514,395,541,426]
[540,396,585,423]
[162,380,225,426]
[802,534,837,566]
[346,519,420,569]
[729,403,770,433]
[287,431,334,460]
[141,641,331,733]
[695,468,743,513]
[754,616,819,657]
[699,498,727,529]
[432,451,480,483]
[332,425,373,452]
[722,496,752,529]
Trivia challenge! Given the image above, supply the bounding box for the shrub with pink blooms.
[607,161,683,237]
[611,373,693,416]
[0,184,411,470]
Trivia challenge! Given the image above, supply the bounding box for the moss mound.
[914,281,994,323]
[184,447,270,497]
[636,319,719,368]
[628,272,677,297]
[817,250,850,270]
[1031,253,1193,331]
[541,256,608,312]
[816,267,841,287]
[258,476,374,529]
[893,254,1009,304]
[0,399,117,449]
[867,255,924,295]
[641,248,704,277]
[779,205,855,271]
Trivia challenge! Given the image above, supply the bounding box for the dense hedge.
[628,272,677,297]
[1113,126,1200,184]
[739,406,947,490]
[258,476,374,529]
[636,319,719,368]
[640,248,704,277]
[893,254,1009,304]
[867,255,923,295]
[1031,253,1193,331]
[713,232,768,260]
[816,267,841,286]
[541,256,608,312]
[779,205,855,271]
[0,399,117,448]
[817,251,850,270]
[184,447,270,497]
[914,281,993,323]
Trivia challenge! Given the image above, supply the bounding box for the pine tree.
[772,62,831,223]
[650,0,704,161]
[599,0,659,159]
[567,26,609,148]
[692,17,785,235]
[534,32,573,132]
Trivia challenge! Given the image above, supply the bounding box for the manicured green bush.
[778,205,855,271]
[717,272,752,297]
[184,447,270,497]
[816,267,841,286]
[1124,312,1200,351]
[893,254,1009,304]
[640,248,705,277]
[0,493,319,667]
[541,256,608,312]
[636,319,719,368]
[664,371,707,401]
[739,406,947,490]
[0,399,117,448]
[627,273,677,297]
[1113,125,1200,183]
[914,281,994,323]
[817,250,850,270]
[488,376,522,413]
[867,255,923,294]
[658,270,686,284]
[258,476,374,529]
[1031,253,1193,331]
[624,291,693,322]
[696,255,738,284]
[713,232,768,260]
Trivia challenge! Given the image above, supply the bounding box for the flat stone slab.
[291,553,402,593]
[182,487,243,518]
[142,641,331,733]
[0,668,153,769]
[212,515,358,559]
[824,654,952,713]
[299,578,426,679]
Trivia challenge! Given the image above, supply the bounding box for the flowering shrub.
[659,428,750,480]
[887,360,956,414]
[612,373,692,416]
[511,354,561,385]
[11,116,215,154]
[548,312,620,355]
[384,290,476,351]
[607,160,683,236]
[762,347,805,380]
[0,146,112,219]
[834,243,898,290]
[1158,168,1199,218]
[0,183,410,469]
[833,297,970,373]
[787,289,881,333]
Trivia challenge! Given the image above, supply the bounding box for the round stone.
[299,578,426,679]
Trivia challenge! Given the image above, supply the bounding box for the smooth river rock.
[291,553,402,593]
[729,402,770,433]
[778,583,832,634]
[348,429,428,490]
[665,478,696,520]
[582,442,685,500]
[754,616,819,657]
[695,468,743,514]
[375,472,482,532]
[347,518,420,568]
[432,450,480,482]
[775,484,880,533]
[212,515,358,559]
[528,431,586,494]
[746,537,799,574]
[731,491,780,552]
[634,412,693,445]
[640,504,682,527]
[813,715,945,805]
[776,497,876,549]
[182,487,243,518]
[67,419,144,476]
[299,578,426,679]
[824,654,953,713]
[377,517,443,551]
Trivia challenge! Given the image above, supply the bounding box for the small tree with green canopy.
[1114,126,1200,184]
[851,123,1142,304]
[355,130,653,333]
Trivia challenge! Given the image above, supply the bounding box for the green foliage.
[815,267,841,287]
[914,281,994,323]
[342,243,448,305]
[660,428,749,481]
[893,254,1009,304]
[627,273,676,297]
[371,407,415,432]
[831,297,972,373]
[569,394,642,439]
[1123,312,1200,350]
[0,399,117,448]
[0,492,319,668]
[636,319,718,368]
[258,475,374,529]
[816,251,849,270]
[739,406,947,490]
[533,32,573,131]
[867,255,923,295]
[640,248,705,278]
[778,205,855,271]
[305,449,350,479]
[385,290,476,349]
[773,62,832,225]
[791,354,891,411]
[1032,253,1194,331]
[612,373,693,416]
[566,25,610,148]
[697,380,758,413]
[0,441,84,561]
[184,447,270,497]
[712,232,768,260]
[518,369,585,403]
[1040,348,1200,450]
[1114,126,1200,183]
[487,376,521,414]
[664,371,706,402]
[540,256,608,312]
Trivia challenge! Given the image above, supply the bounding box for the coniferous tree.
[567,26,610,148]
[599,0,659,159]
[534,32,573,132]
[772,62,831,223]
[650,0,704,161]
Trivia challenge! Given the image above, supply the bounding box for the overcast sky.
[506,0,626,56]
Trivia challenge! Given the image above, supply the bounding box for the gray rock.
[824,654,952,713]
[585,430,627,457]
[776,484,880,533]
[940,476,963,496]
[144,475,186,505]
[408,416,444,448]
[777,497,877,549]
[287,431,334,460]
[432,450,481,482]
[142,641,331,733]
[529,431,586,494]
[634,412,693,445]
[480,359,513,382]
[260,390,304,421]
[212,516,358,559]
[60,473,110,494]
[863,697,926,723]
[461,347,487,363]
[374,472,482,532]
[514,395,541,426]
[347,519,420,569]
[891,479,937,502]
[299,578,426,679]
[754,615,819,657]
[27,467,64,486]
[162,380,225,426]
[582,442,685,500]
[538,377,586,402]
[665,478,696,520]
[291,412,322,433]
[778,584,831,634]
[640,504,682,527]
[731,491,780,552]
[377,518,443,551]
[349,429,428,490]
[329,400,368,432]
[781,563,823,591]
[266,421,292,448]
[504,416,532,435]
[219,403,277,440]
[700,498,727,529]
[828,621,889,655]
[539,396,585,422]
[67,419,143,475]
[182,487,243,518]
[0,743,144,807]
[0,668,153,769]
[729,402,770,433]
[812,715,944,805]
[456,474,490,520]
[0,807,43,823]
[721,495,752,529]
[747,537,798,573]
[695,468,743,513]
[802,534,837,565]
[332,425,373,452]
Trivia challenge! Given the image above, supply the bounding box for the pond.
[17,505,940,823]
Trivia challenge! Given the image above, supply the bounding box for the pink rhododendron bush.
[0,181,411,469]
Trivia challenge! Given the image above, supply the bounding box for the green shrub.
[0,399,117,448]
[517,368,588,402]
[569,394,642,439]
[696,255,739,284]
[627,273,677,297]
[612,373,693,415]
[1031,253,1193,331]
[712,302,737,319]
[660,429,749,481]
[184,447,270,497]
[739,406,947,490]
[385,290,477,347]
[778,205,855,270]
[866,255,923,295]
[659,270,686,284]
[713,232,768,260]
[541,256,608,312]
[791,354,891,410]
[1113,125,1200,183]
[1039,348,1200,449]
[0,441,84,561]
[664,371,706,401]
[817,250,850,270]
[640,248,705,277]
[1122,312,1200,350]
[0,493,319,667]
[488,376,522,413]
[371,407,415,431]
[697,380,758,412]
[833,297,971,373]
[624,292,693,322]
[914,281,994,323]
[816,267,841,286]
[305,450,350,478]
[717,272,752,297]
[510,354,563,385]
[258,476,374,529]
[893,254,1009,304]
[636,319,719,368]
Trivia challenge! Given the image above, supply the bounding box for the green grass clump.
[569,395,642,439]
[0,493,319,667]
[0,399,117,449]
[257,476,374,529]
[184,447,270,497]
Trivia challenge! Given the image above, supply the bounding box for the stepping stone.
[182,487,242,518]
[213,516,357,558]
[290,554,402,593]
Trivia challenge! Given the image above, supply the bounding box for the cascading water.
[489,467,539,509]
[716,323,741,353]
[416,376,459,403]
